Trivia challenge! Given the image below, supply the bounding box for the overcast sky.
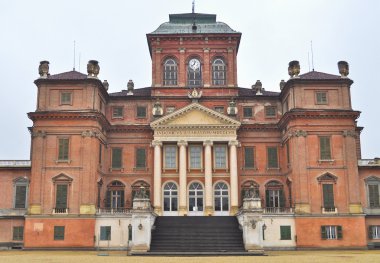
[0,0,379,159]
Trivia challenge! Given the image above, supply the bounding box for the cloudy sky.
[0,0,379,159]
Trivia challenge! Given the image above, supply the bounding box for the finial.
[38,61,50,78]
[102,80,109,91]
[288,60,300,78]
[87,60,100,78]
[338,61,349,78]
[127,79,134,95]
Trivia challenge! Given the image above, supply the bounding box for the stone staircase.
[149,216,245,253]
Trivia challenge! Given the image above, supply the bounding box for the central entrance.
[188,182,204,216]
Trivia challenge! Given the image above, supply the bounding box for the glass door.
[163,182,178,216]
[214,182,229,215]
[188,182,203,216]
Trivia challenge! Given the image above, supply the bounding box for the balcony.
[322,207,338,214]
[52,208,68,214]
[0,160,31,167]
[263,207,294,214]
[96,208,131,215]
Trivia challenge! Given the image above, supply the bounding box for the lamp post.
[262,223,267,240]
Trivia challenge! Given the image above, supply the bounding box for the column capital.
[203,140,213,147]
[228,140,240,147]
[151,140,162,147]
[177,140,188,147]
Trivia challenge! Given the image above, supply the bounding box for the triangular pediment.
[317,172,338,183]
[52,173,73,183]
[150,102,240,128]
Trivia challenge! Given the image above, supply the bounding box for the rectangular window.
[244,147,255,168]
[320,136,332,160]
[136,148,146,168]
[267,147,279,168]
[243,107,253,118]
[137,106,147,118]
[112,107,123,118]
[166,106,176,114]
[368,184,380,207]
[111,148,122,169]
[214,145,227,169]
[280,226,291,240]
[265,106,277,118]
[100,226,111,241]
[54,226,65,240]
[164,145,177,169]
[58,138,69,161]
[316,91,328,104]
[321,225,342,240]
[15,185,27,208]
[60,92,72,105]
[214,106,224,114]
[323,184,335,209]
[369,225,380,239]
[12,226,24,241]
[55,184,68,209]
[189,145,202,169]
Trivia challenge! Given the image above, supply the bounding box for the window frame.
[319,136,332,160]
[214,145,228,170]
[265,106,277,118]
[163,58,178,86]
[316,91,328,105]
[367,182,380,208]
[369,225,380,239]
[212,58,226,86]
[135,147,147,169]
[13,178,29,209]
[322,183,335,209]
[243,107,253,118]
[112,106,124,119]
[54,226,65,240]
[136,106,147,118]
[321,225,342,240]
[189,145,203,170]
[100,226,112,241]
[243,147,255,169]
[57,137,70,162]
[111,147,123,170]
[164,145,177,170]
[60,91,72,105]
[187,57,202,87]
[280,225,291,240]
[12,226,24,241]
[267,146,279,169]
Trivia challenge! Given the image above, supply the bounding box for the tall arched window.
[212,58,226,85]
[163,182,178,212]
[105,180,125,210]
[163,59,177,86]
[265,181,285,208]
[187,58,202,86]
[214,182,229,212]
[189,182,203,212]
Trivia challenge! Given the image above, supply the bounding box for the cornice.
[239,123,279,132]
[278,109,361,129]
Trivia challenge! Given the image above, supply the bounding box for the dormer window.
[212,58,226,85]
[163,58,177,86]
[187,58,202,86]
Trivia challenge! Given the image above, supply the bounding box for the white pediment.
[150,102,241,128]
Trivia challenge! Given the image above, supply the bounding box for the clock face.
[189,59,200,70]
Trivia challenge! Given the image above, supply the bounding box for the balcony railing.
[263,207,294,214]
[322,207,338,214]
[52,208,68,214]
[96,208,131,215]
[0,160,31,167]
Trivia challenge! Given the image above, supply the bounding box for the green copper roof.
[149,13,239,35]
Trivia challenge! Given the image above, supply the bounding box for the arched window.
[189,182,203,212]
[214,182,229,212]
[212,58,226,85]
[163,59,177,86]
[187,58,202,86]
[265,181,285,208]
[163,182,178,212]
[105,180,125,209]
[13,177,29,209]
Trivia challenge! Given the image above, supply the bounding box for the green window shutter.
[320,137,331,160]
[112,148,122,168]
[13,226,24,241]
[100,226,111,240]
[54,226,65,240]
[265,190,270,207]
[321,226,327,239]
[368,226,373,239]
[15,185,27,208]
[279,189,285,208]
[368,185,380,207]
[58,138,69,160]
[56,185,68,209]
[267,147,278,168]
[120,190,125,208]
[323,184,335,208]
[244,147,254,168]
[337,226,343,239]
[137,106,147,118]
[280,226,291,240]
[105,190,111,208]
[136,148,146,168]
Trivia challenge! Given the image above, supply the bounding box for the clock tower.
[146,13,241,97]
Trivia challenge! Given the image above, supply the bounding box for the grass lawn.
[0,250,380,263]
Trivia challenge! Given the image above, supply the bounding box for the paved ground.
[0,250,380,263]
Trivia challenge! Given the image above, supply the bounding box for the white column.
[229,140,239,215]
[203,140,213,215]
[152,140,162,215]
[178,140,188,215]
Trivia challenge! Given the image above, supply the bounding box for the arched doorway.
[163,182,178,216]
[214,182,229,215]
[188,182,203,216]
